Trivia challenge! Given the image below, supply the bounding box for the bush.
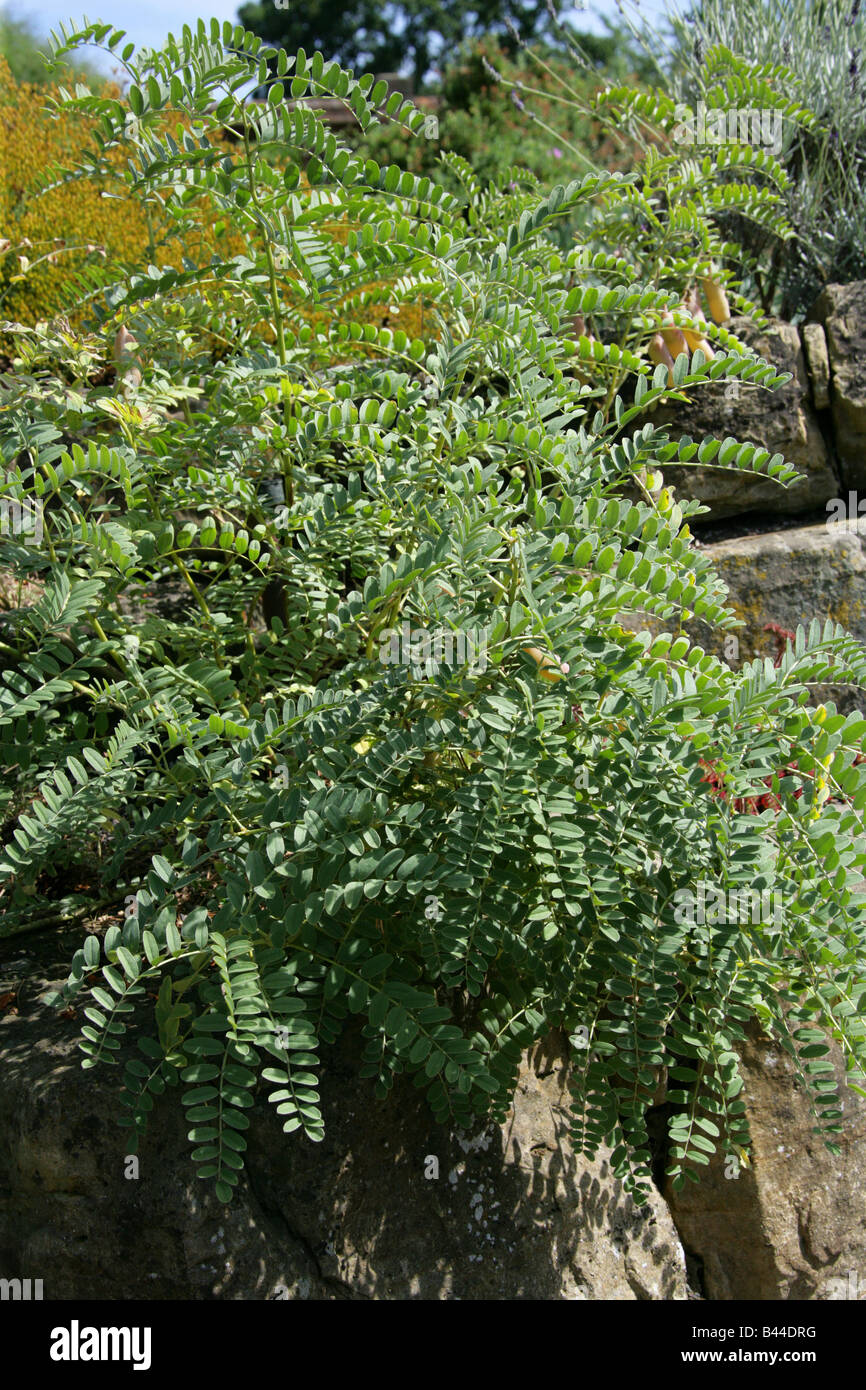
[0,54,247,351]
[624,0,866,318]
[484,33,819,334]
[345,37,641,199]
[3,17,866,1207]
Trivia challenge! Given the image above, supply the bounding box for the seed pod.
[699,274,731,324]
[680,289,716,359]
[113,324,139,362]
[113,325,142,393]
[682,331,715,361]
[648,332,675,386]
[523,645,566,682]
[572,313,596,345]
[680,292,707,351]
[659,311,688,360]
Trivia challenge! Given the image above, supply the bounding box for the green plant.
[3,17,866,1208]
[0,11,103,86]
[484,27,816,345]
[616,0,866,317]
[345,37,640,201]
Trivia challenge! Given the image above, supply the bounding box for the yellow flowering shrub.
[0,56,423,358]
[0,57,245,353]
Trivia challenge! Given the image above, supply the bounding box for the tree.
[236,0,552,90]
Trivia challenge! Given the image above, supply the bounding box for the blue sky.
[12,0,674,77]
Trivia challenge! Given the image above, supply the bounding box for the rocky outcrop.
[808,283,866,490]
[655,317,837,521]
[640,284,866,524]
[665,1022,866,1301]
[696,516,866,647]
[618,516,866,712]
[802,322,831,411]
[685,517,866,713]
[4,937,866,1300]
[0,946,687,1300]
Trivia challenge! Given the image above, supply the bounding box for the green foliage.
[485,30,815,321]
[2,16,866,1208]
[620,0,866,316]
[0,12,102,86]
[346,37,643,201]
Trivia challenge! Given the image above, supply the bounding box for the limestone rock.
[802,322,831,411]
[685,517,866,714]
[0,950,688,1300]
[652,317,836,521]
[665,1022,866,1301]
[809,282,866,490]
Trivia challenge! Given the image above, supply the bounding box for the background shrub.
[626,0,866,317]
[0,56,248,353]
[346,36,645,200]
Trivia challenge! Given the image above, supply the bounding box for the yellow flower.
[657,487,673,514]
[810,752,834,818]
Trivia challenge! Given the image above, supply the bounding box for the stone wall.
[652,282,866,702]
[2,942,865,1301]
[0,945,688,1301]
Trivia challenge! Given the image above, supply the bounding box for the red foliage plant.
[701,623,800,815]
